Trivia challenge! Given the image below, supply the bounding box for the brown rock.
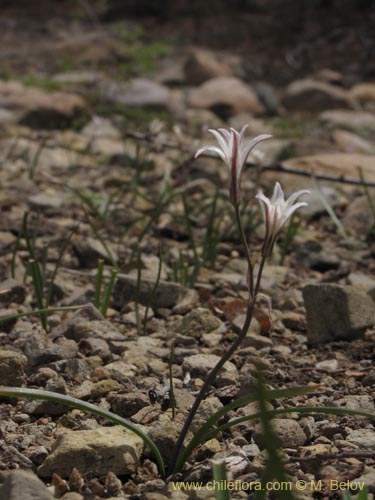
[184,48,232,85]
[0,80,89,129]
[188,77,264,118]
[282,78,357,111]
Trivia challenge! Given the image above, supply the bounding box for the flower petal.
[195,146,227,162]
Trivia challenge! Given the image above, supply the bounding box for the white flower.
[256,182,310,256]
[195,125,272,205]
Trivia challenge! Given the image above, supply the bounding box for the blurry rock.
[299,186,340,217]
[347,272,375,294]
[182,353,237,379]
[29,191,65,210]
[184,109,223,132]
[303,284,375,344]
[23,331,78,368]
[313,68,343,84]
[350,83,375,108]
[0,278,26,304]
[99,78,170,108]
[184,48,232,85]
[315,359,338,372]
[188,77,264,118]
[343,195,375,238]
[283,153,375,183]
[320,110,375,134]
[282,79,356,111]
[0,80,89,129]
[109,392,150,418]
[252,82,282,115]
[0,350,27,386]
[0,469,54,500]
[52,71,103,86]
[113,274,198,312]
[38,426,143,477]
[72,236,118,267]
[254,419,306,448]
[332,129,374,154]
[81,116,121,139]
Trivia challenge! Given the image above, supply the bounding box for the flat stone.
[0,469,54,500]
[282,78,356,111]
[283,153,375,183]
[99,78,170,108]
[113,274,198,312]
[303,284,375,344]
[188,76,264,118]
[0,350,27,386]
[347,429,375,450]
[332,129,375,154]
[320,110,375,134]
[182,353,237,378]
[38,425,144,478]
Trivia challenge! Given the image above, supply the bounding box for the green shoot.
[212,460,231,500]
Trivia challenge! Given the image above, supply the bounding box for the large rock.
[0,469,54,500]
[0,80,89,129]
[332,129,375,154]
[282,153,375,183]
[38,425,144,478]
[320,110,375,134]
[343,195,375,238]
[188,76,264,118]
[350,83,375,108]
[184,48,232,85]
[113,274,198,313]
[254,419,306,449]
[282,78,356,111]
[175,308,225,340]
[303,284,375,344]
[99,78,170,108]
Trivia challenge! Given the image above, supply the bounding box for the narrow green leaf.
[0,386,165,477]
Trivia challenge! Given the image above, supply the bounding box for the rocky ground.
[0,5,375,500]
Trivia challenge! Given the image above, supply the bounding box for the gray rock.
[320,110,375,134]
[182,353,237,379]
[355,468,375,493]
[347,429,375,450]
[0,469,54,500]
[113,274,198,312]
[343,195,375,238]
[299,186,340,217]
[175,308,225,340]
[23,331,78,368]
[332,129,375,154]
[303,284,375,344]
[72,236,118,268]
[38,425,143,478]
[0,350,27,386]
[109,392,150,418]
[188,76,264,118]
[331,395,374,412]
[0,278,26,304]
[282,78,356,111]
[184,48,232,85]
[29,192,65,210]
[52,307,125,354]
[254,419,306,449]
[99,78,170,108]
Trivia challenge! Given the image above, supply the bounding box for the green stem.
[169,303,254,476]
[234,204,254,297]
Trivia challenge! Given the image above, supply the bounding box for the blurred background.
[1,0,373,87]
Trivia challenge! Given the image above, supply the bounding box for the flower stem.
[168,302,254,477]
[234,204,254,298]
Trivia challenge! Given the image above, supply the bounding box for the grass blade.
[0,386,165,478]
